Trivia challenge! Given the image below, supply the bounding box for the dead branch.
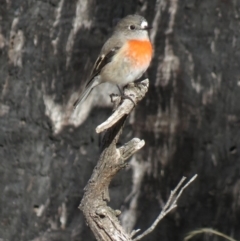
[132,174,198,241]
[79,80,149,241]
[96,79,149,133]
[79,78,197,241]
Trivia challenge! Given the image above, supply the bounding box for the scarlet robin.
[74,14,153,108]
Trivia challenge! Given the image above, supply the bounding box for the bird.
[73,14,153,108]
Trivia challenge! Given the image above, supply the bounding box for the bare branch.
[80,78,197,241]
[132,174,198,241]
[96,79,149,133]
[118,138,145,161]
[80,80,149,241]
[184,228,238,241]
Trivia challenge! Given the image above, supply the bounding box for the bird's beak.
[143,26,152,30]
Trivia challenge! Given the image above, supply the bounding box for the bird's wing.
[85,47,120,88]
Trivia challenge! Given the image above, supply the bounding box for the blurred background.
[1,0,240,240]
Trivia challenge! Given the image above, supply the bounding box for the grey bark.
[80,80,148,241]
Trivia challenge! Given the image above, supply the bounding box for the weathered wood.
[80,80,148,241]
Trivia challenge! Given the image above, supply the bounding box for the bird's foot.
[116,84,136,106]
[121,94,136,106]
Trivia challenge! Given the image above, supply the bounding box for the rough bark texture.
[0,0,240,241]
[80,80,147,241]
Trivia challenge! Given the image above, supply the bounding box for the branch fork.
[79,79,197,241]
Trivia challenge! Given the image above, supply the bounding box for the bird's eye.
[129,25,136,30]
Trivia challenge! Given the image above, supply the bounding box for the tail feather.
[73,79,100,109]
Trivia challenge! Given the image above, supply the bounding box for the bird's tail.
[73,79,100,109]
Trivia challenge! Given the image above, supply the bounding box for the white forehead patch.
[141,21,148,29]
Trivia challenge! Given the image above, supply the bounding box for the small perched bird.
[74,14,153,108]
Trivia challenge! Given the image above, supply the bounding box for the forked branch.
[132,174,198,241]
[80,80,149,241]
[79,79,197,241]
